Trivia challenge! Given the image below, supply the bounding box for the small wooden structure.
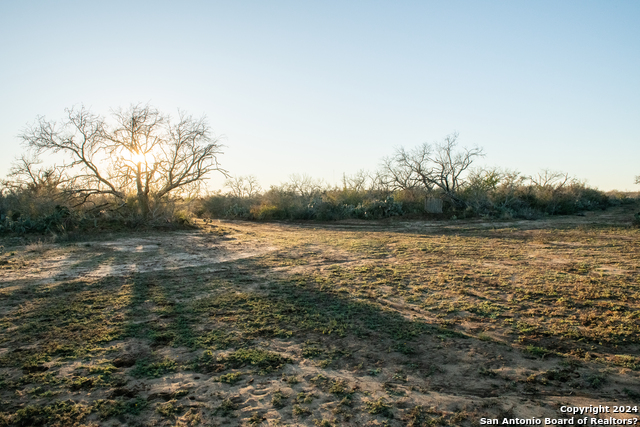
[425,197,443,214]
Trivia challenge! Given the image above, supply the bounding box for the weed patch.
[217,371,243,384]
[10,400,91,427]
[94,397,148,419]
[365,397,393,418]
[130,358,177,378]
[223,348,290,374]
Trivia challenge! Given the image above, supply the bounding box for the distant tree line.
[198,133,619,222]
[200,169,615,222]
[0,112,633,234]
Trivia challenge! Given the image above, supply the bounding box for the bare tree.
[225,175,262,198]
[466,167,503,192]
[341,169,391,195]
[381,133,484,205]
[381,145,429,191]
[19,104,227,219]
[367,169,392,193]
[341,170,370,192]
[529,169,572,190]
[286,174,324,197]
[3,154,70,195]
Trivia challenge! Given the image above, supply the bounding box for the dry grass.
[0,203,639,426]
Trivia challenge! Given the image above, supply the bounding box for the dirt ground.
[1,204,639,426]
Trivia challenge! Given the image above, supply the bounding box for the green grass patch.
[9,400,92,427]
[129,358,177,378]
[217,371,243,384]
[94,397,148,419]
[365,397,393,418]
[223,348,290,374]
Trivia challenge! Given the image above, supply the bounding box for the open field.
[1,204,639,426]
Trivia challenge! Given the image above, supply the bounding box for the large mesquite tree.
[381,133,484,206]
[19,104,227,219]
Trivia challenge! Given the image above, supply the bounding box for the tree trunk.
[135,163,150,219]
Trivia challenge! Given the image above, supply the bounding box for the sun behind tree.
[18,104,228,220]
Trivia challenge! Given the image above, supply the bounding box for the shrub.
[0,183,201,235]
[250,204,283,221]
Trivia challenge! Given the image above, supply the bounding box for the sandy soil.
[1,207,639,426]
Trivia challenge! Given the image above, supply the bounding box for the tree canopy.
[18,104,227,219]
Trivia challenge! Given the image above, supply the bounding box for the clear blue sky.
[1,1,639,191]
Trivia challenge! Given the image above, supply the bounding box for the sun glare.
[127,151,147,165]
